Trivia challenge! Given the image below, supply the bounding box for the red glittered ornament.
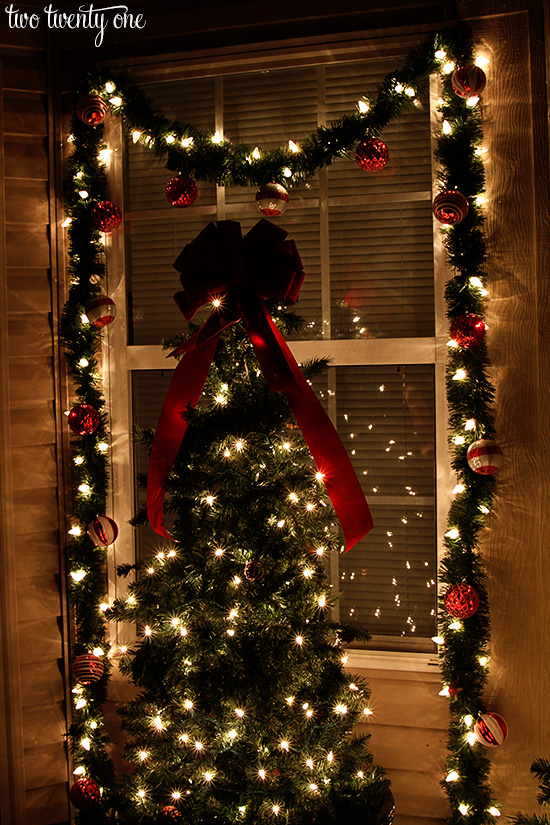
[73,653,105,685]
[450,313,486,348]
[466,439,503,475]
[444,584,480,618]
[76,95,107,125]
[91,200,122,232]
[159,806,183,823]
[68,404,100,435]
[355,138,389,172]
[255,182,289,217]
[69,777,101,810]
[452,65,487,99]
[88,515,118,547]
[244,560,264,581]
[433,190,469,225]
[166,176,198,208]
[474,712,507,747]
[86,295,117,327]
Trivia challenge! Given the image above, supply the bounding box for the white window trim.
[102,39,453,667]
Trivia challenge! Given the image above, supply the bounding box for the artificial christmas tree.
[110,221,391,825]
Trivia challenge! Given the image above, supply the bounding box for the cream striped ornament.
[466,439,503,475]
[474,712,507,747]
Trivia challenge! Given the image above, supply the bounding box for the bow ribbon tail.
[146,334,219,538]
[240,296,373,550]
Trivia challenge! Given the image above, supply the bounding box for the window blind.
[126,54,438,643]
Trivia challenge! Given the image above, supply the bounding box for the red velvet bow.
[146,219,373,550]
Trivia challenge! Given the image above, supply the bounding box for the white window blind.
[125,55,438,645]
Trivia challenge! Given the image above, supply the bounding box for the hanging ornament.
[244,560,264,581]
[449,313,485,348]
[474,712,508,747]
[355,138,389,172]
[85,295,117,327]
[452,65,487,99]
[159,806,183,823]
[69,777,101,810]
[91,200,122,232]
[433,190,469,225]
[88,515,118,547]
[76,94,107,126]
[73,653,105,684]
[444,584,480,618]
[466,439,503,475]
[255,182,290,217]
[68,404,100,436]
[165,176,198,208]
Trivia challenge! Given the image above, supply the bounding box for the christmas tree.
[512,759,550,825]
[110,222,391,825]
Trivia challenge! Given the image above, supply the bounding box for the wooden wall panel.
[0,32,71,825]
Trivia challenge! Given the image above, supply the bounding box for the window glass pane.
[334,364,436,641]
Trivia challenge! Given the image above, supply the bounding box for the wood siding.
[0,26,71,825]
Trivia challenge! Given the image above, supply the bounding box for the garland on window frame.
[61,24,502,822]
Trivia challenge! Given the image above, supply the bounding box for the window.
[107,42,451,652]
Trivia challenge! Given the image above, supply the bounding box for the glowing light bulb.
[214,548,224,557]
[235,708,244,718]
[288,492,299,503]
[453,436,466,445]
[286,697,294,705]
[212,131,222,143]
[97,441,109,452]
[98,148,112,164]
[447,339,459,348]
[172,791,181,800]
[303,568,314,578]
[305,503,315,511]
[306,759,314,769]
[139,751,148,761]
[181,136,194,148]
[357,99,370,113]
[70,570,87,582]
[288,140,300,153]
[489,808,501,817]
[258,769,266,780]
[446,528,459,539]
[327,751,334,762]
[204,771,213,781]
[432,636,445,645]
[144,626,152,637]
[282,167,292,178]
[479,656,489,666]
[295,636,304,646]
[109,96,122,106]
[147,567,154,575]
[453,369,467,381]
[227,629,235,637]
[305,709,313,718]
[277,519,285,528]
[165,134,176,144]
[442,120,452,135]
[453,484,465,494]
[363,707,373,716]
[405,87,415,96]
[154,716,164,730]
[449,621,462,630]
[99,602,109,612]
[194,741,203,750]
[446,770,459,782]
[469,276,484,289]
[463,715,474,727]
[68,525,82,536]
[475,55,490,67]
[137,789,146,799]
[75,698,87,709]
[280,740,289,750]
[315,471,325,482]
[357,770,364,779]
[61,217,72,227]
[132,130,141,143]
[394,83,404,93]
[81,737,91,750]
[233,576,241,585]
[228,729,237,740]
[73,765,86,775]
[309,783,318,792]
[272,805,281,815]
[252,147,261,159]
[78,483,91,495]
[318,595,326,608]
[335,704,347,715]
[480,505,490,515]
[467,731,478,746]
[235,440,244,451]
[184,699,193,709]
[443,61,455,74]
[80,314,90,324]
[179,734,189,743]
[435,49,446,58]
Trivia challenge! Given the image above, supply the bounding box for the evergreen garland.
[61,23,502,823]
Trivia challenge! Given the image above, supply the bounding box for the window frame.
[101,31,454,668]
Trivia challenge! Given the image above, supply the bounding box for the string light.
[442,120,452,134]
[488,808,501,817]
[357,99,370,113]
[452,369,467,381]
[109,96,122,106]
[446,771,459,782]
[288,140,300,153]
[459,803,470,815]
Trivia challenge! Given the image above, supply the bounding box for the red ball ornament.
[159,806,183,823]
[255,182,289,217]
[244,560,264,581]
[69,777,101,810]
[443,584,480,618]
[88,516,118,547]
[355,138,389,172]
[450,313,486,348]
[165,176,198,208]
[86,295,117,327]
[433,190,469,225]
[452,65,487,99]
[73,653,105,684]
[91,200,122,232]
[474,712,508,747]
[76,95,107,126]
[466,439,503,475]
[68,404,100,436]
